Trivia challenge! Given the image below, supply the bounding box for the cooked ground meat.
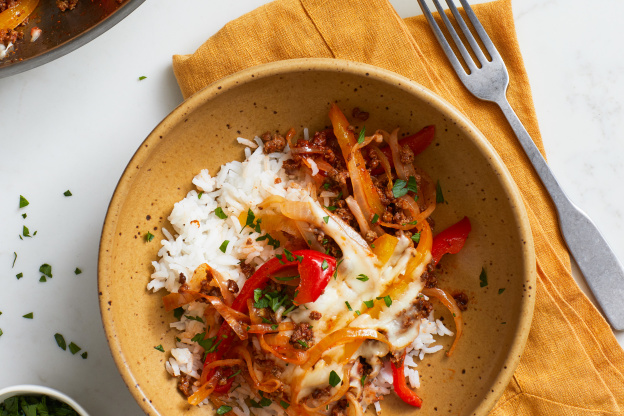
[240,262,255,279]
[453,291,469,311]
[282,158,301,175]
[365,230,378,243]
[198,278,220,301]
[352,107,370,121]
[261,131,287,154]
[311,386,331,400]
[226,279,239,294]
[399,297,433,330]
[367,148,380,170]
[330,399,348,416]
[0,29,22,45]
[290,323,314,349]
[399,144,415,164]
[309,311,322,320]
[334,207,355,226]
[421,265,437,288]
[177,374,195,397]
[56,0,79,11]
[0,0,18,12]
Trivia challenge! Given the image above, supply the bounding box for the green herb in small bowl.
[0,385,89,416]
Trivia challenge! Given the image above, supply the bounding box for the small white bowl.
[0,385,89,415]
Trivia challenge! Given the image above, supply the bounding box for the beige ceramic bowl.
[99,58,535,416]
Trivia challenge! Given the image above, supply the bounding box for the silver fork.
[417,0,624,330]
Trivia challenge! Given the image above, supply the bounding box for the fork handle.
[496,97,624,330]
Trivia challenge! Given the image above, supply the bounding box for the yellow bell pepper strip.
[0,0,40,30]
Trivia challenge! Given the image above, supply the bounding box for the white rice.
[149,137,454,414]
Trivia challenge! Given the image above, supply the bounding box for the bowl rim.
[0,384,89,415]
[98,57,536,416]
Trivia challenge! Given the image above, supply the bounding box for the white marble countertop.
[1,0,622,414]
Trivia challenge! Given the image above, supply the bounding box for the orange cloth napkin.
[172,0,624,414]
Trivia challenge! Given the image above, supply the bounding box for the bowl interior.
[99,59,535,416]
[0,385,89,415]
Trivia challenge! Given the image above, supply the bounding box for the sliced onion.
[163,291,202,311]
[247,322,295,333]
[233,345,282,393]
[345,196,371,236]
[188,371,219,406]
[345,392,364,416]
[351,132,383,155]
[369,143,393,190]
[285,128,297,149]
[386,128,407,180]
[304,365,352,411]
[295,221,326,252]
[202,359,244,372]
[421,287,463,356]
[258,334,309,364]
[291,146,325,155]
[263,332,291,346]
[301,328,391,371]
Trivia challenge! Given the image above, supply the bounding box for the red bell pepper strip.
[200,250,336,385]
[370,125,435,175]
[391,353,423,407]
[431,216,471,266]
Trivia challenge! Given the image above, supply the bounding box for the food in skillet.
[148,104,471,415]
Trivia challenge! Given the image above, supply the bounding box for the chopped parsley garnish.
[22,213,27,219]
[81,352,88,359]
[333,258,343,280]
[145,232,155,242]
[357,126,366,144]
[407,175,418,193]
[345,301,353,311]
[216,405,232,414]
[54,333,67,350]
[280,400,290,409]
[69,342,81,354]
[154,344,165,352]
[392,179,409,198]
[23,312,33,319]
[173,307,184,319]
[329,370,341,387]
[259,397,272,407]
[0,394,79,415]
[296,340,309,349]
[219,240,230,253]
[74,268,82,275]
[19,195,29,208]
[323,182,331,190]
[355,310,361,316]
[411,232,421,243]
[271,324,278,330]
[377,295,392,307]
[283,249,295,262]
[256,233,280,248]
[498,288,505,294]
[274,275,299,281]
[15,273,23,279]
[215,207,228,219]
[22,226,31,237]
[360,374,367,386]
[139,75,147,81]
[356,274,369,282]
[39,276,47,282]
[436,180,445,203]
[254,287,294,313]
[12,252,17,268]
[363,299,375,308]
[479,267,488,287]
[227,369,242,379]
[63,190,72,197]
[371,213,379,224]
[321,259,328,271]
[198,191,204,199]
[323,216,329,224]
[0,329,3,337]
[241,209,260,233]
[185,315,204,323]
[325,205,337,211]
[192,332,221,356]
[39,263,52,278]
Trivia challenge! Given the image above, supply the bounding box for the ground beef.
[311,386,331,400]
[178,273,186,285]
[0,0,18,12]
[330,399,348,416]
[177,374,195,397]
[333,207,355,226]
[421,265,437,288]
[309,311,322,320]
[56,0,79,11]
[399,144,415,164]
[282,158,301,175]
[399,297,433,330]
[367,148,380,170]
[198,279,220,301]
[226,279,239,294]
[261,131,287,154]
[453,291,469,311]
[240,262,255,279]
[365,230,378,243]
[290,323,314,349]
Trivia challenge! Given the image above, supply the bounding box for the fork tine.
[457,0,503,61]
[430,0,478,73]
[444,0,488,65]
[416,0,471,78]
